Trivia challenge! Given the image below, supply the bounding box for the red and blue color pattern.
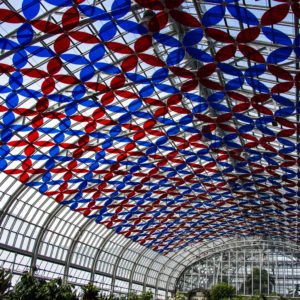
[0,0,299,253]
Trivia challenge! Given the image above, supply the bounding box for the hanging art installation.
[0,0,298,253]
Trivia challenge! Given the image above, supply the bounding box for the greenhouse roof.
[0,0,299,263]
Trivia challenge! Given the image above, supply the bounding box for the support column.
[251,249,254,296]
[244,248,246,295]
[212,257,215,286]
[111,240,132,295]
[275,251,278,295]
[205,258,208,289]
[259,250,262,295]
[235,250,238,293]
[267,250,270,296]
[283,253,286,296]
[220,252,223,283]
[31,205,63,274]
[64,220,93,282]
[144,252,162,297]
[228,251,231,286]
[198,261,200,289]
[292,253,294,295]
[91,231,115,283]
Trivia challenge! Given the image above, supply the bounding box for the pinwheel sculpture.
[0,0,298,253]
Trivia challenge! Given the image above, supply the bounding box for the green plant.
[41,278,77,300]
[99,292,117,300]
[241,268,274,295]
[56,282,77,300]
[81,282,99,300]
[139,290,153,300]
[210,282,235,300]
[203,289,211,300]
[231,296,244,300]
[9,274,78,300]
[128,291,139,300]
[0,268,12,299]
[9,271,46,300]
[175,291,185,300]
[249,297,260,300]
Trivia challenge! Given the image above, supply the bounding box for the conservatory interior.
[0,0,299,299]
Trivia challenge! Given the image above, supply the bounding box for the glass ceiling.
[0,172,185,295]
[0,0,299,256]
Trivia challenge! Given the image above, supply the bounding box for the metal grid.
[177,239,300,297]
[0,0,299,297]
[0,173,182,298]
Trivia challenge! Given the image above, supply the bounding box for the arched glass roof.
[0,0,299,295]
[0,172,185,296]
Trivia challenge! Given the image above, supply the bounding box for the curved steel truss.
[0,0,299,254]
[0,174,183,298]
[0,0,300,297]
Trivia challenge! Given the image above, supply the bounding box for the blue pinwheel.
[203,0,258,27]
[0,72,42,153]
[64,84,100,116]
[60,44,108,82]
[126,67,179,97]
[244,64,269,93]
[78,0,147,42]
[0,72,42,115]
[263,27,299,64]
[0,23,34,70]
[0,22,55,63]
[153,29,213,65]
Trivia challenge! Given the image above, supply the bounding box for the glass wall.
[177,239,300,297]
[0,173,184,298]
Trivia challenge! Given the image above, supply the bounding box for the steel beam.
[111,239,132,294]
[0,242,159,290]
[30,205,64,273]
[63,219,95,281]
[90,230,115,283]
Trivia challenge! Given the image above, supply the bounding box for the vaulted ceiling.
[0,0,299,254]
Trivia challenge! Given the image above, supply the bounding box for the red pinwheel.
[0,5,98,53]
[262,1,300,24]
[171,63,223,92]
[206,26,264,63]
[269,65,300,93]
[135,0,201,32]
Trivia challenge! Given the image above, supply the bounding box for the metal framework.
[0,0,299,298]
[177,239,300,297]
[0,173,183,298]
